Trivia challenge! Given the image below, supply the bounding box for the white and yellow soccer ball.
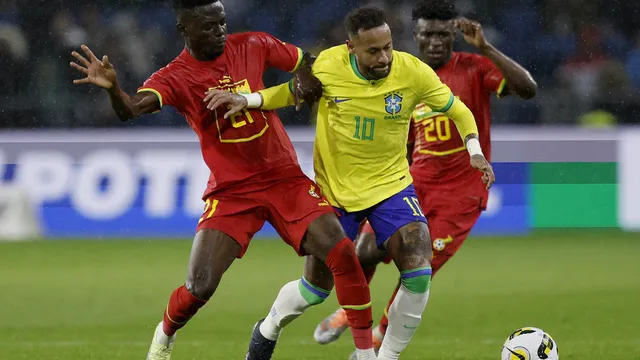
[501,327,559,360]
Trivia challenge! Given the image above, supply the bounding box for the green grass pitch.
[1,230,639,359]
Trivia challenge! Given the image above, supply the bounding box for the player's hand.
[470,154,495,189]
[455,17,488,50]
[70,45,118,90]
[292,68,323,111]
[203,89,248,119]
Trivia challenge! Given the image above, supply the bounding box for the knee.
[402,222,432,256]
[423,242,434,262]
[355,233,387,267]
[186,271,221,300]
[391,222,433,269]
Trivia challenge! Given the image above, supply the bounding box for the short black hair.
[344,6,387,37]
[172,0,219,10]
[411,0,458,21]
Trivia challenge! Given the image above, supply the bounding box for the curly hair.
[344,6,387,36]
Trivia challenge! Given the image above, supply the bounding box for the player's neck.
[423,53,452,70]
[187,46,221,62]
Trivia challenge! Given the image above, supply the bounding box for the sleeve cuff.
[432,92,455,113]
[289,47,305,73]
[496,79,507,98]
[138,88,163,108]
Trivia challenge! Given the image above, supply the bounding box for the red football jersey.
[138,32,305,198]
[408,52,505,208]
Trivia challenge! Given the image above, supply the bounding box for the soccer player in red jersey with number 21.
[69,1,377,360]
[313,0,538,354]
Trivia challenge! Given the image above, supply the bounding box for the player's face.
[178,2,228,60]
[347,24,394,80]
[414,19,456,69]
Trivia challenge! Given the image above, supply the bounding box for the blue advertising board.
[1,146,530,238]
[470,162,530,236]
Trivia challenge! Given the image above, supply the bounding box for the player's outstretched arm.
[456,17,537,99]
[445,100,495,189]
[70,45,160,121]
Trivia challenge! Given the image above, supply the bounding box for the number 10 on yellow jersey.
[353,116,376,140]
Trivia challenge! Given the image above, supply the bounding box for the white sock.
[377,287,430,360]
[355,348,378,360]
[155,321,174,345]
[259,278,328,341]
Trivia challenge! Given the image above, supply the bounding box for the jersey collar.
[349,53,368,81]
[180,47,225,66]
[349,53,391,85]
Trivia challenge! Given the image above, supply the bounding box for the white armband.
[240,93,263,108]
[466,137,484,157]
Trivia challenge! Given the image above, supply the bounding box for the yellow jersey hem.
[326,176,414,213]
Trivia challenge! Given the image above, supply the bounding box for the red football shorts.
[361,184,483,275]
[196,175,334,258]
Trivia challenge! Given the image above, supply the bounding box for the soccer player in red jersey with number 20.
[313,0,538,354]
[70,1,377,360]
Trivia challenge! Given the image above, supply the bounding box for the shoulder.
[229,31,279,46]
[393,51,432,74]
[313,45,349,77]
[316,45,349,64]
[394,51,421,65]
[391,51,438,89]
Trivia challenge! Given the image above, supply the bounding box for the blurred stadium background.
[1,0,639,359]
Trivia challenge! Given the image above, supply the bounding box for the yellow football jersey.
[311,45,464,212]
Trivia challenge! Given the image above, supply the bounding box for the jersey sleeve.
[477,55,506,98]
[442,98,478,140]
[414,59,455,113]
[137,67,179,109]
[310,50,330,80]
[258,81,296,110]
[255,32,304,73]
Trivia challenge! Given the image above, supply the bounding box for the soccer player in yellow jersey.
[313,1,538,355]
[205,6,495,359]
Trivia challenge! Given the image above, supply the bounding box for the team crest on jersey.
[432,235,453,251]
[384,92,403,116]
[309,185,320,199]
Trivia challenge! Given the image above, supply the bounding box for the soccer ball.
[501,327,559,360]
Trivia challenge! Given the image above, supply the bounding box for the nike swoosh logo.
[506,348,526,360]
[403,324,418,329]
[334,97,351,103]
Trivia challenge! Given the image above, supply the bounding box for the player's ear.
[177,22,187,36]
[346,39,355,54]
